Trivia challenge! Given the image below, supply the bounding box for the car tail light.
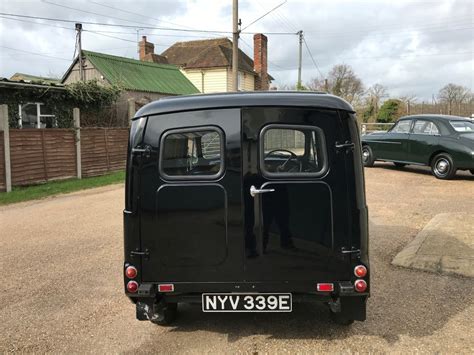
[354,279,367,293]
[354,265,367,278]
[158,284,174,292]
[125,266,137,279]
[127,280,139,293]
[317,283,334,292]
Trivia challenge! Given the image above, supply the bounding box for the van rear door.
[138,109,243,283]
[242,107,353,282]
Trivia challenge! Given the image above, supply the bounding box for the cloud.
[0,0,472,99]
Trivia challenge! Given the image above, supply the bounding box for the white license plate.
[202,293,292,312]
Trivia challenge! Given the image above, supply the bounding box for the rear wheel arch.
[429,150,451,166]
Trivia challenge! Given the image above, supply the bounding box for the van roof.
[134,91,355,119]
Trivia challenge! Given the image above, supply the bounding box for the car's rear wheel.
[362,146,375,167]
[431,153,456,180]
[394,162,407,168]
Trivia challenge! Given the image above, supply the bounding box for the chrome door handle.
[250,185,275,197]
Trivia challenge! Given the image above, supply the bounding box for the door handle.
[250,185,275,197]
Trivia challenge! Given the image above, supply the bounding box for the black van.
[124,92,369,325]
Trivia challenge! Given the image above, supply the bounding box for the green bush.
[377,99,402,123]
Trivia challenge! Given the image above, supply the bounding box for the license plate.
[202,293,292,312]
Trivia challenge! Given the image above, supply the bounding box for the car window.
[160,127,224,179]
[261,125,326,177]
[450,120,474,132]
[412,120,439,135]
[391,120,411,133]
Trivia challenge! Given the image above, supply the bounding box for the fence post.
[0,105,12,192]
[73,108,82,179]
[127,98,135,127]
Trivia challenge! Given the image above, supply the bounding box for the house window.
[238,72,244,91]
[18,103,57,128]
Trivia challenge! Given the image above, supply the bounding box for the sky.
[0,0,472,101]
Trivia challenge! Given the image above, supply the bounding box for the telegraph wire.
[302,36,324,78]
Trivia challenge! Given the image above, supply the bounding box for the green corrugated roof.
[83,50,199,95]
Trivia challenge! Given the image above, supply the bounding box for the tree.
[438,84,471,115]
[377,99,402,123]
[307,64,365,104]
[399,94,417,115]
[367,83,387,116]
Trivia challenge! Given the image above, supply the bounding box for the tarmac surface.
[1,163,473,353]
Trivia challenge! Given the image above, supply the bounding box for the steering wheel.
[264,149,302,172]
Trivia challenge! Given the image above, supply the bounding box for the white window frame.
[18,102,57,129]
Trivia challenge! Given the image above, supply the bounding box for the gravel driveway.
[1,164,473,353]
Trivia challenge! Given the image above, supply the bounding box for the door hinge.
[132,145,152,159]
[335,141,355,153]
[341,247,361,257]
[130,248,150,260]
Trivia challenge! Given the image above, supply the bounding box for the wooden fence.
[0,105,129,191]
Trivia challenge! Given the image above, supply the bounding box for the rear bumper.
[125,281,370,300]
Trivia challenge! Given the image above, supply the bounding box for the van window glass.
[262,126,325,176]
[391,120,411,133]
[161,128,223,178]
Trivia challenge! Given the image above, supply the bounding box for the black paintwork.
[124,92,369,321]
[362,114,474,170]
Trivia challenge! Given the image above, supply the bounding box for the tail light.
[125,265,137,279]
[127,280,139,293]
[354,279,367,293]
[354,265,367,278]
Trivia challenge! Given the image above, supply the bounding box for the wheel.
[149,299,178,326]
[361,145,375,167]
[431,153,456,180]
[330,310,354,326]
[394,162,407,168]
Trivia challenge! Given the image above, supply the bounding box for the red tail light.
[158,284,174,292]
[317,283,334,292]
[125,266,137,279]
[354,279,367,293]
[354,265,367,278]
[127,280,138,293]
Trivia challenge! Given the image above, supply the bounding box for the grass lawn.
[0,171,125,206]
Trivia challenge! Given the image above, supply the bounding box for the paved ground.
[1,163,473,353]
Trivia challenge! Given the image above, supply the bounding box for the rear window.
[159,127,224,180]
[450,120,474,132]
[260,125,327,178]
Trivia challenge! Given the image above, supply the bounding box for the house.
[61,50,199,124]
[140,34,271,93]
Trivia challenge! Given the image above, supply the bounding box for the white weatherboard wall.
[227,69,255,92]
[182,68,228,93]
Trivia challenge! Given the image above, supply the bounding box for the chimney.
[139,36,154,61]
[253,33,269,91]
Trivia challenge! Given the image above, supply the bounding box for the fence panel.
[10,129,47,185]
[43,129,77,180]
[81,128,128,177]
[0,131,5,190]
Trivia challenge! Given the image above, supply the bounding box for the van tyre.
[150,300,178,326]
[362,146,375,167]
[329,310,354,326]
[431,153,456,180]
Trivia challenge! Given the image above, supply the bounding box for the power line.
[0,45,71,61]
[302,36,323,78]
[242,0,288,31]
[0,12,296,35]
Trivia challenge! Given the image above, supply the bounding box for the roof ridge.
[82,50,178,71]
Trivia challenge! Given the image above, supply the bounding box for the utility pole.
[232,0,239,91]
[297,30,303,90]
[75,23,85,81]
